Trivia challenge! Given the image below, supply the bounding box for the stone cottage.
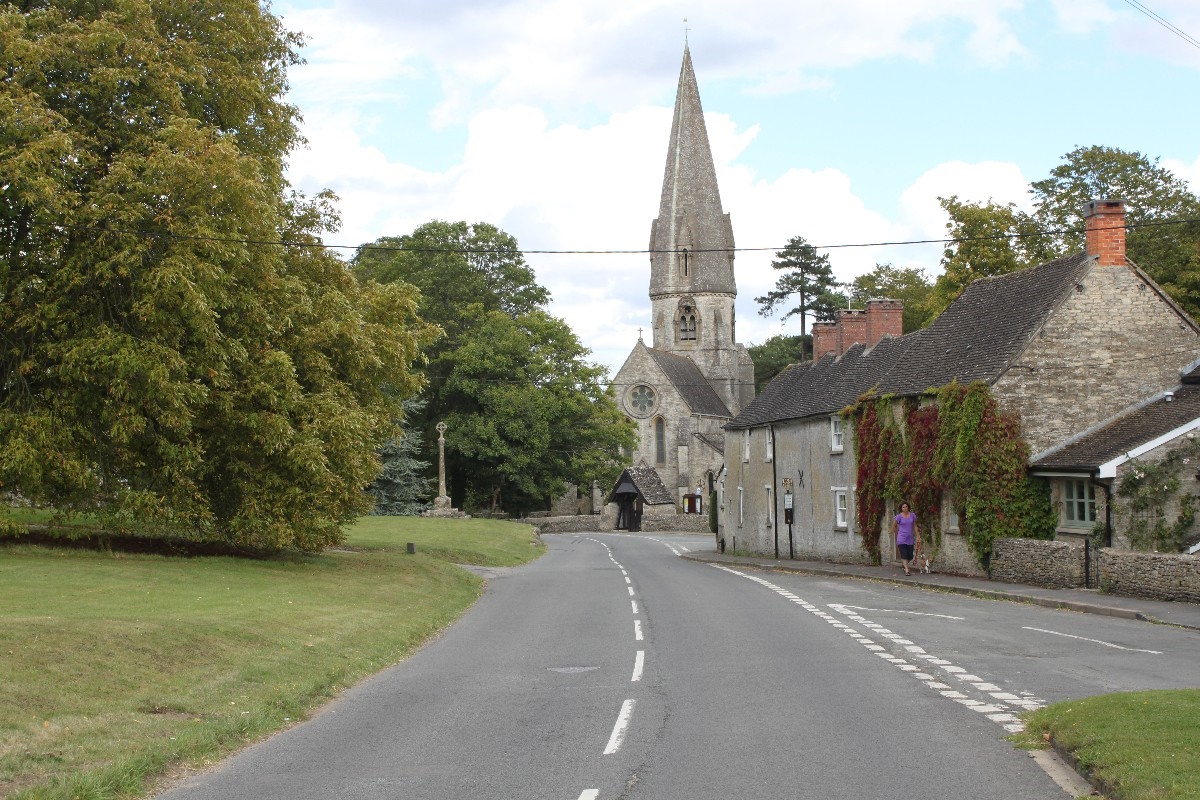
[611,44,754,512]
[721,199,1200,572]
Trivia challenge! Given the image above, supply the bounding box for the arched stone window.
[654,417,666,464]
[676,298,699,342]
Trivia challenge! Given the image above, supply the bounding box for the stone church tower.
[612,46,754,514]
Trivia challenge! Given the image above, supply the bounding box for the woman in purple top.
[892,502,921,576]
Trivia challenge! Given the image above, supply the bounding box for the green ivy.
[1117,439,1200,552]
[847,381,1055,567]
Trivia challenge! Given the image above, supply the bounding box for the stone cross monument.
[433,421,451,512]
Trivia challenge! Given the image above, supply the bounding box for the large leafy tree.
[0,0,434,550]
[928,197,1058,319]
[931,147,1200,320]
[747,334,807,392]
[353,222,632,514]
[849,263,935,333]
[755,235,843,338]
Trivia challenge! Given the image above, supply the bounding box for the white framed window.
[947,508,960,532]
[831,417,844,453]
[1062,479,1096,527]
[765,485,773,524]
[833,488,848,529]
[738,486,745,527]
[765,427,774,462]
[743,430,750,463]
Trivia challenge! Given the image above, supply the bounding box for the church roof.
[647,348,732,417]
[649,45,736,300]
[725,252,1094,429]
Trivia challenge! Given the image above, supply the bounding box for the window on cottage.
[654,417,666,465]
[765,485,774,525]
[765,428,774,462]
[831,417,844,452]
[743,430,750,463]
[738,486,745,527]
[1062,479,1096,526]
[834,489,849,528]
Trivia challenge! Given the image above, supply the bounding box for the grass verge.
[1020,689,1200,800]
[0,516,543,800]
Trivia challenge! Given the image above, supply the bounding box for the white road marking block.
[603,699,635,755]
[632,650,645,682]
[631,600,639,615]
[578,790,599,800]
[634,620,643,641]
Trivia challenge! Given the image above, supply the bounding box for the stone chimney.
[836,308,868,351]
[1084,199,1127,267]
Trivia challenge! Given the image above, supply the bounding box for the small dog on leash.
[920,555,932,574]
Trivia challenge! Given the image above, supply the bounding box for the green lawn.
[1022,689,1200,800]
[0,516,543,800]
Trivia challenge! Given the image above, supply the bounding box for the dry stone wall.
[990,538,1085,587]
[1100,550,1200,602]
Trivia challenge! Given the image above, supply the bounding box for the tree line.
[750,146,1200,391]
[0,0,630,551]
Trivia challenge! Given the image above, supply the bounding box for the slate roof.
[647,348,732,417]
[615,466,677,505]
[1032,386,1200,471]
[725,252,1092,430]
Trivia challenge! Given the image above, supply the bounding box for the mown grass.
[0,515,543,800]
[1021,689,1200,800]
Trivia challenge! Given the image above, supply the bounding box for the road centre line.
[1022,626,1164,654]
[632,650,645,682]
[603,699,636,755]
[577,791,599,800]
[712,565,1044,732]
[632,599,639,615]
[634,620,643,641]
[830,603,965,621]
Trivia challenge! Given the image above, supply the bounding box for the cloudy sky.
[276,0,1200,376]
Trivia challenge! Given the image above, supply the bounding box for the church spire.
[648,45,736,302]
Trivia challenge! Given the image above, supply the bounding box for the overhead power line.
[1120,0,1200,51]
[21,216,1200,258]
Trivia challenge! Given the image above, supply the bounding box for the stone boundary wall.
[1100,550,1200,603]
[641,515,711,533]
[519,514,711,534]
[990,538,1085,588]
[519,515,609,534]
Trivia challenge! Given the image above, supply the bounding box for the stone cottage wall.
[996,263,1200,454]
[990,538,1085,587]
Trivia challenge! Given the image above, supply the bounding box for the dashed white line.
[1022,626,1164,654]
[627,587,635,597]
[631,600,639,615]
[712,564,1044,733]
[632,650,645,682]
[578,791,599,800]
[603,699,636,754]
[634,620,644,641]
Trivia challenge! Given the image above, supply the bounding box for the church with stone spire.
[612,45,754,510]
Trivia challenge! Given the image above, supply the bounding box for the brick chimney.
[865,299,903,344]
[812,321,837,360]
[1084,199,1127,266]
[837,308,868,351]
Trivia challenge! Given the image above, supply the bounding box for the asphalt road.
[156,532,1200,800]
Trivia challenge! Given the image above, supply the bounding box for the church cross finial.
[683,17,690,45]
[637,327,644,341]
